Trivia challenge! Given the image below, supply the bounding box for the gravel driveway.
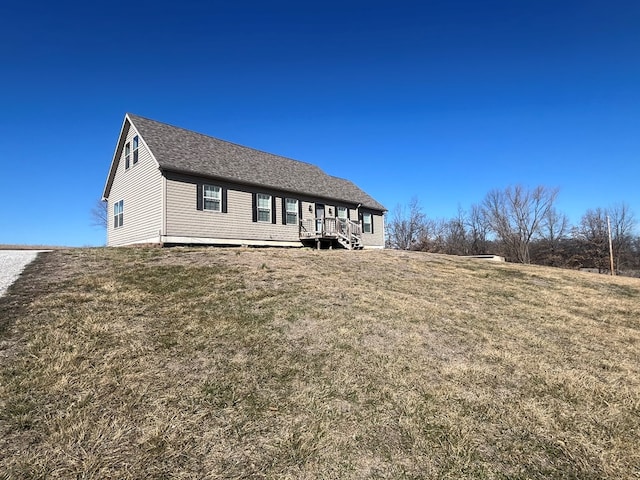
[0,250,47,297]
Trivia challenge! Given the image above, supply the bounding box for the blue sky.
[1,0,639,246]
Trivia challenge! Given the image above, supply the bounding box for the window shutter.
[196,184,203,211]
[298,200,303,222]
[370,213,374,234]
[282,198,287,225]
[222,187,228,213]
[271,196,277,224]
[252,193,257,222]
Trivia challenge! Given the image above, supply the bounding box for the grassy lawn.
[1,247,639,479]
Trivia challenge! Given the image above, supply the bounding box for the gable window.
[113,200,124,228]
[257,194,271,222]
[285,198,298,225]
[132,136,139,165]
[203,185,221,212]
[125,142,131,169]
[337,206,348,220]
[362,212,372,233]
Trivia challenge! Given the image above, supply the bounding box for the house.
[102,114,386,249]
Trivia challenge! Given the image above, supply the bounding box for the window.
[125,142,131,169]
[337,206,348,220]
[197,184,226,212]
[257,194,271,222]
[363,212,372,233]
[113,200,124,228]
[203,185,221,212]
[285,198,298,225]
[132,135,139,165]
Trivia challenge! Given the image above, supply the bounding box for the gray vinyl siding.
[165,173,299,242]
[323,204,336,217]
[164,172,385,247]
[360,212,385,247]
[107,125,163,246]
[300,201,315,223]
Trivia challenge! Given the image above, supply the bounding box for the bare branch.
[483,185,559,263]
[91,199,108,230]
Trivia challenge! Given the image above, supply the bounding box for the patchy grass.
[1,247,639,479]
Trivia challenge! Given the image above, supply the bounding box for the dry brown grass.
[1,247,639,479]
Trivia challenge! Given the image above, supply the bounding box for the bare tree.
[418,205,491,256]
[386,197,427,250]
[630,236,640,274]
[443,207,469,255]
[533,207,570,266]
[466,204,490,255]
[608,202,636,272]
[415,218,447,253]
[91,198,108,230]
[573,203,636,273]
[573,208,609,272]
[482,185,559,263]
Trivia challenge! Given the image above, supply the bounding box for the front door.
[315,204,325,234]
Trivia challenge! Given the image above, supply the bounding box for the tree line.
[386,185,639,277]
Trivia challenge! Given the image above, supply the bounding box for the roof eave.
[102,114,132,200]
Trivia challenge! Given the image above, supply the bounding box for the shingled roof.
[122,113,385,211]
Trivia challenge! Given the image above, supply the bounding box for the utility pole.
[607,215,615,276]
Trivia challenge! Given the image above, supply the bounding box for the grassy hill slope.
[1,248,639,479]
